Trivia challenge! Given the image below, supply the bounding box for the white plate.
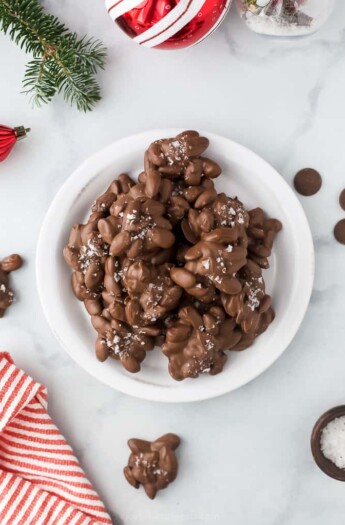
[36,130,314,403]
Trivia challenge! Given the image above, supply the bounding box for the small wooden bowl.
[311,405,345,481]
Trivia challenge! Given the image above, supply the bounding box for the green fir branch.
[0,0,107,111]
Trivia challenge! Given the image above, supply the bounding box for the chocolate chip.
[294,168,322,196]
[339,189,345,211]
[334,219,345,245]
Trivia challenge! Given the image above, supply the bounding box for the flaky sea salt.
[237,213,245,225]
[202,259,210,270]
[320,416,345,469]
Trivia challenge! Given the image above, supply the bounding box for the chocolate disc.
[339,189,345,211]
[334,219,345,245]
[294,168,322,196]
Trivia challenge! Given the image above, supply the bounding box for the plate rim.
[36,129,315,403]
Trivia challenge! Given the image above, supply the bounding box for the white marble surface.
[1,1,345,523]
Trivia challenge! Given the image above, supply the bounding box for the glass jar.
[237,0,336,37]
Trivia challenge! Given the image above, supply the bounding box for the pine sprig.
[0,0,107,111]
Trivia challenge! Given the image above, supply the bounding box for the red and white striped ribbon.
[0,353,112,525]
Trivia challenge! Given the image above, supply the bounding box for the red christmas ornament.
[0,125,30,162]
[105,0,232,49]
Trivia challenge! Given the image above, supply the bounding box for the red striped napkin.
[0,353,112,525]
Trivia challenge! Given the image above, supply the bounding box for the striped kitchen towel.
[0,353,112,525]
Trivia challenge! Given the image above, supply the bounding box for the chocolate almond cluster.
[64,131,282,380]
[124,433,180,499]
[0,254,23,318]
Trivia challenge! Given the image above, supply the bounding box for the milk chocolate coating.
[247,208,282,269]
[221,260,275,337]
[334,219,345,245]
[162,305,239,380]
[124,433,180,499]
[63,131,282,380]
[0,254,23,318]
[294,168,322,196]
[123,261,182,324]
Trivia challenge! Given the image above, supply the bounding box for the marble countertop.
[1,1,345,523]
